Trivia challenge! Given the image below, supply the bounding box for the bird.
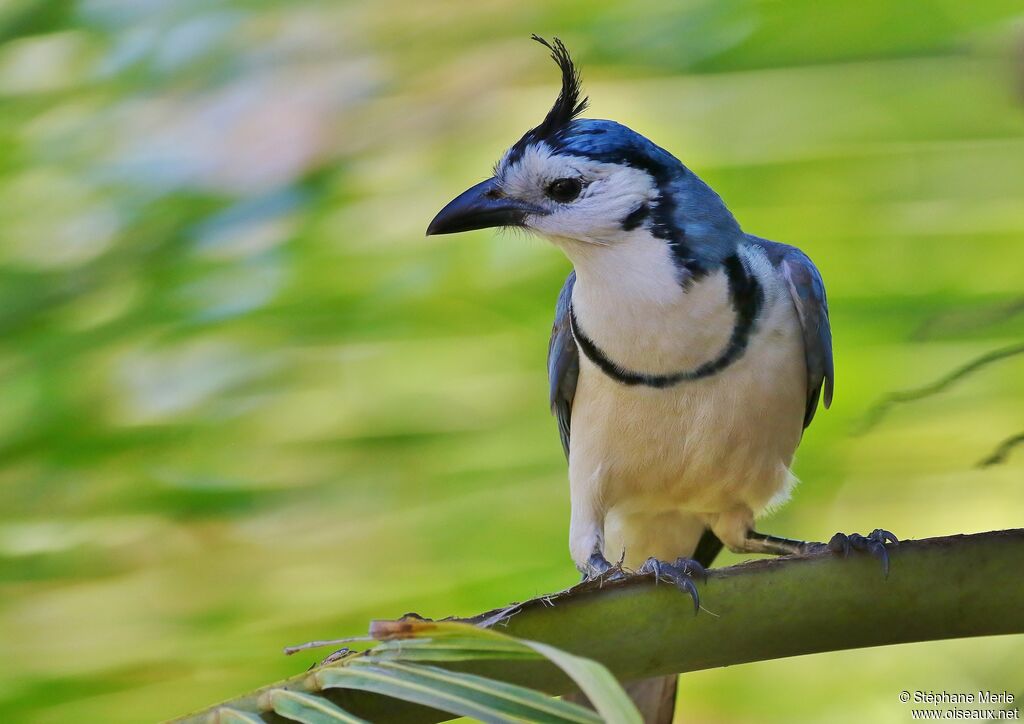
[427,36,896,722]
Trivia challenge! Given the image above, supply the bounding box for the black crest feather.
[530,35,588,141]
[505,36,588,164]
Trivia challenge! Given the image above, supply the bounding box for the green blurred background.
[1,1,1023,722]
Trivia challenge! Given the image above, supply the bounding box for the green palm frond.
[190,620,638,724]
[263,689,370,724]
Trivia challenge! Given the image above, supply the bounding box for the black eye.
[546,177,582,203]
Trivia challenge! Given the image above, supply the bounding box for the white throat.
[561,232,737,373]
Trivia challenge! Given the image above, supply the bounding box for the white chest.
[566,243,807,517]
[569,236,737,372]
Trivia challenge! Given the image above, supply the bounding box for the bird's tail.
[624,675,679,723]
[566,674,677,724]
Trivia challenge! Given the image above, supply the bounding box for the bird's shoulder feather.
[745,234,834,428]
[548,270,579,459]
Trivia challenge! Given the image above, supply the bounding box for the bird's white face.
[496,142,658,248]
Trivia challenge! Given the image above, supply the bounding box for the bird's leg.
[740,528,900,576]
[712,508,898,575]
[741,531,818,556]
[569,508,707,610]
[638,556,706,614]
[571,520,619,581]
[570,489,621,580]
[580,543,614,579]
[574,542,633,585]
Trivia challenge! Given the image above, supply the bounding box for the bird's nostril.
[484,188,501,199]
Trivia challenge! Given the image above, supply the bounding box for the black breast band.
[568,254,763,389]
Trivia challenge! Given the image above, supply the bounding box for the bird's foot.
[637,557,706,614]
[578,550,628,584]
[827,528,899,577]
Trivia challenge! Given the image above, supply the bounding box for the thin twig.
[978,432,1024,467]
[912,296,1024,341]
[859,342,1024,434]
[283,635,373,655]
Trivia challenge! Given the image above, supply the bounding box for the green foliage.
[189,622,636,724]
[263,690,368,724]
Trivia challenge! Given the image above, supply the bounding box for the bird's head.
[427,36,743,275]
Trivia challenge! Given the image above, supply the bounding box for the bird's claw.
[828,528,899,577]
[579,550,628,584]
[638,556,705,614]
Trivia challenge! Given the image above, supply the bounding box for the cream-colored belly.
[567,290,807,566]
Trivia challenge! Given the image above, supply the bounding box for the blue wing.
[748,236,834,428]
[548,271,579,458]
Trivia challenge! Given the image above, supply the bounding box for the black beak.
[426,178,547,236]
